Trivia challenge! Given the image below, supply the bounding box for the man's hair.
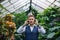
[28,15,35,18]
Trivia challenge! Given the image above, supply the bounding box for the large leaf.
[47,32,55,38]
[49,26,60,32]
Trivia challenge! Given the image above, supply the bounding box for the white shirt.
[17,25,46,34]
[30,26,34,32]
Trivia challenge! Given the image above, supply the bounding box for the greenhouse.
[0,0,60,40]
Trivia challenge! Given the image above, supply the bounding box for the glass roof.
[0,0,60,14]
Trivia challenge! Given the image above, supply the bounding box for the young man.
[17,14,46,40]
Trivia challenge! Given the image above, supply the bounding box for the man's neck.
[29,24,35,27]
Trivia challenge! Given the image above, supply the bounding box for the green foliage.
[47,32,55,38]
[13,7,59,40]
[36,7,60,40]
[37,7,60,27]
[12,12,27,29]
[49,26,60,32]
[15,34,24,40]
[31,8,39,18]
[0,5,60,40]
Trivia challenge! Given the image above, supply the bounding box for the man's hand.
[23,20,28,26]
[35,19,38,25]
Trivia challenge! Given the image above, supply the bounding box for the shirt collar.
[28,24,36,27]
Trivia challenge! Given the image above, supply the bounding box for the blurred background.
[0,0,60,40]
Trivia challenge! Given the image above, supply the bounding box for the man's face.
[28,17,35,25]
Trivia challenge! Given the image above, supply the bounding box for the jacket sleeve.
[17,25,26,33]
[38,25,46,34]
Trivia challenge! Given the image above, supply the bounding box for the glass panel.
[1,2,11,7]
[32,3,44,12]
[1,0,30,13]
[10,0,18,3]
[1,0,60,13]
[47,0,55,3]
[32,0,48,9]
[54,1,60,7]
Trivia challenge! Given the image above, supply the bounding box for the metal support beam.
[29,0,32,12]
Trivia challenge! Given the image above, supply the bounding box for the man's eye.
[29,19,31,20]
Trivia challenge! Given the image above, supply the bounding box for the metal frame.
[0,0,60,13]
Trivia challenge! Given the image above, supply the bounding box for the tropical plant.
[12,12,27,29]
[36,6,60,40]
